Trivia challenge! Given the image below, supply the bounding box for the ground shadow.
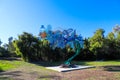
[30,61,88,67]
[30,61,63,67]
[0,71,22,77]
[0,57,21,61]
[39,75,61,80]
[0,76,12,80]
[0,67,3,72]
[101,66,120,72]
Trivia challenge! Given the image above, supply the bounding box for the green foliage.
[104,32,116,59]
[89,29,105,49]
[115,32,120,59]
[0,47,10,57]
[89,29,105,60]
[13,40,22,56]
[2,25,120,61]
[7,37,16,55]
[13,32,65,62]
[13,32,38,61]
[12,28,120,61]
[0,37,17,57]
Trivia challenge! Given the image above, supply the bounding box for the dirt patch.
[0,57,21,61]
[61,69,118,80]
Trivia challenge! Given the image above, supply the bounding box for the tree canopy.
[1,25,120,61]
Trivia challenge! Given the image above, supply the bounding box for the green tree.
[2,43,8,50]
[113,24,120,59]
[82,38,95,60]
[13,32,38,61]
[89,29,105,60]
[115,32,120,59]
[0,40,10,57]
[13,32,54,62]
[0,47,10,57]
[13,32,69,62]
[104,32,116,59]
[7,37,16,56]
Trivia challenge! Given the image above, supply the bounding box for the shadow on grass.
[30,61,88,67]
[101,66,120,72]
[0,57,21,61]
[0,67,4,72]
[0,71,22,77]
[0,76,13,80]
[0,71,22,80]
[39,75,61,80]
[30,61,63,67]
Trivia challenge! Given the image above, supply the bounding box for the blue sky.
[0,0,120,44]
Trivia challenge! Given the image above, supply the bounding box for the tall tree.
[115,32,120,59]
[13,32,35,61]
[105,32,116,59]
[13,32,43,61]
[113,24,120,59]
[89,29,105,60]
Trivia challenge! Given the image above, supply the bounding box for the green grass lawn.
[0,59,120,71]
[0,59,50,72]
[0,59,120,80]
[0,60,23,71]
[74,60,120,66]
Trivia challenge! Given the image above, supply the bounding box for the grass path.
[0,60,120,80]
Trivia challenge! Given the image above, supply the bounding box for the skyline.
[0,0,120,44]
